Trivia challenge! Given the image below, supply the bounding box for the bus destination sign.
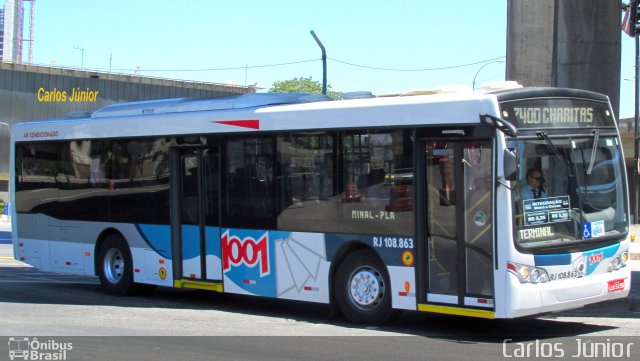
[500,99,613,129]
[513,106,593,125]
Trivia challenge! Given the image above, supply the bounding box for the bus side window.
[338,130,415,236]
[276,132,337,233]
[223,137,276,229]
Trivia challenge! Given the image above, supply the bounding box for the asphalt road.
[1,244,639,361]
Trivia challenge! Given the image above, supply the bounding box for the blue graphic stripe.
[534,254,571,266]
[0,231,11,244]
[136,224,222,260]
[222,228,277,297]
[182,225,200,259]
[585,243,620,275]
[205,227,221,259]
[534,242,621,267]
[135,224,172,259]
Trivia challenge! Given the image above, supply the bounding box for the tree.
[269,76,342,100]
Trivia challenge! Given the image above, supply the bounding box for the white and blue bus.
[10,86,631,323]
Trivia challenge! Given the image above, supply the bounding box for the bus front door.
[423,141,494,312]
[171,146,222,283]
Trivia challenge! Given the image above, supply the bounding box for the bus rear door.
[170,146,222,287]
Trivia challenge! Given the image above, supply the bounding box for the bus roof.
[11,87,611,142]
[11,90,501,141]
[91,93,332,118]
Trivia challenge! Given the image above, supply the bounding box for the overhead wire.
[328,56,506,72]
[94,56,506,74]
[109,59,320,72]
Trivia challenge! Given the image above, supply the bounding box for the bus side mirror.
[504,149,518,181]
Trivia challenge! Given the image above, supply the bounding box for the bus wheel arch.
[95,229,136,296]
[329,241,366,301]
[93,228,125,275]
[330,243,393,324]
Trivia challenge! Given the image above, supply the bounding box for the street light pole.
[74,46,85,70]
[635,34,639,223]
[472,60,505,90]
[310,30,327,95]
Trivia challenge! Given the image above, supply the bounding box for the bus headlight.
[530,268,542,283]
[611,257,621,269]
[608,251,629,271]
[621,251,629,266]
[507,262,550,284]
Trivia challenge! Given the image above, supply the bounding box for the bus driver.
[521,168,547,200]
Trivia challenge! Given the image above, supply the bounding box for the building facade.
[0,62,254,206]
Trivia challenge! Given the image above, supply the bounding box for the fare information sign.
[523,196,571,226]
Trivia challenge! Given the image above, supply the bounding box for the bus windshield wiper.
[586,129,600,175]
[537,131,574,177]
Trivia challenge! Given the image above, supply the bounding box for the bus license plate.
[607,279,625,293]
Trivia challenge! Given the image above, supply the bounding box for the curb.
[626,236,639,313]
[627,238,639,313]
[629,224,640,258]
[630,242,640,260]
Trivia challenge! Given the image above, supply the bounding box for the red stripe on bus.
[214,119,260,130]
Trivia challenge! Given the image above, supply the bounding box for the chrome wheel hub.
[103,248,124,284]
[349,267,384,309]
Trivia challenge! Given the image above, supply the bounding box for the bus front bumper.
[502,268,631,318]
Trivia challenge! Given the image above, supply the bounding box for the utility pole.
[622,1,640,223]
[636,31,639,224]
[310,30,327,95]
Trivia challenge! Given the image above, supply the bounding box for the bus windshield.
[510,134,628,250]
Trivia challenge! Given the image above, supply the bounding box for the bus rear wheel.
[335,249,393,324]
[97,234,135,296]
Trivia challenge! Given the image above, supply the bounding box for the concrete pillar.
[507,0,621,117]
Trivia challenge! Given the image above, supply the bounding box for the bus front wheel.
[97,234,135,296]
[335,249,393,324]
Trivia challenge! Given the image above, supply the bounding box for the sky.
[21,0,636,119]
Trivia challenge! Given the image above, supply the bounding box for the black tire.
[97,234,135,296]
[335,249,394,324]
